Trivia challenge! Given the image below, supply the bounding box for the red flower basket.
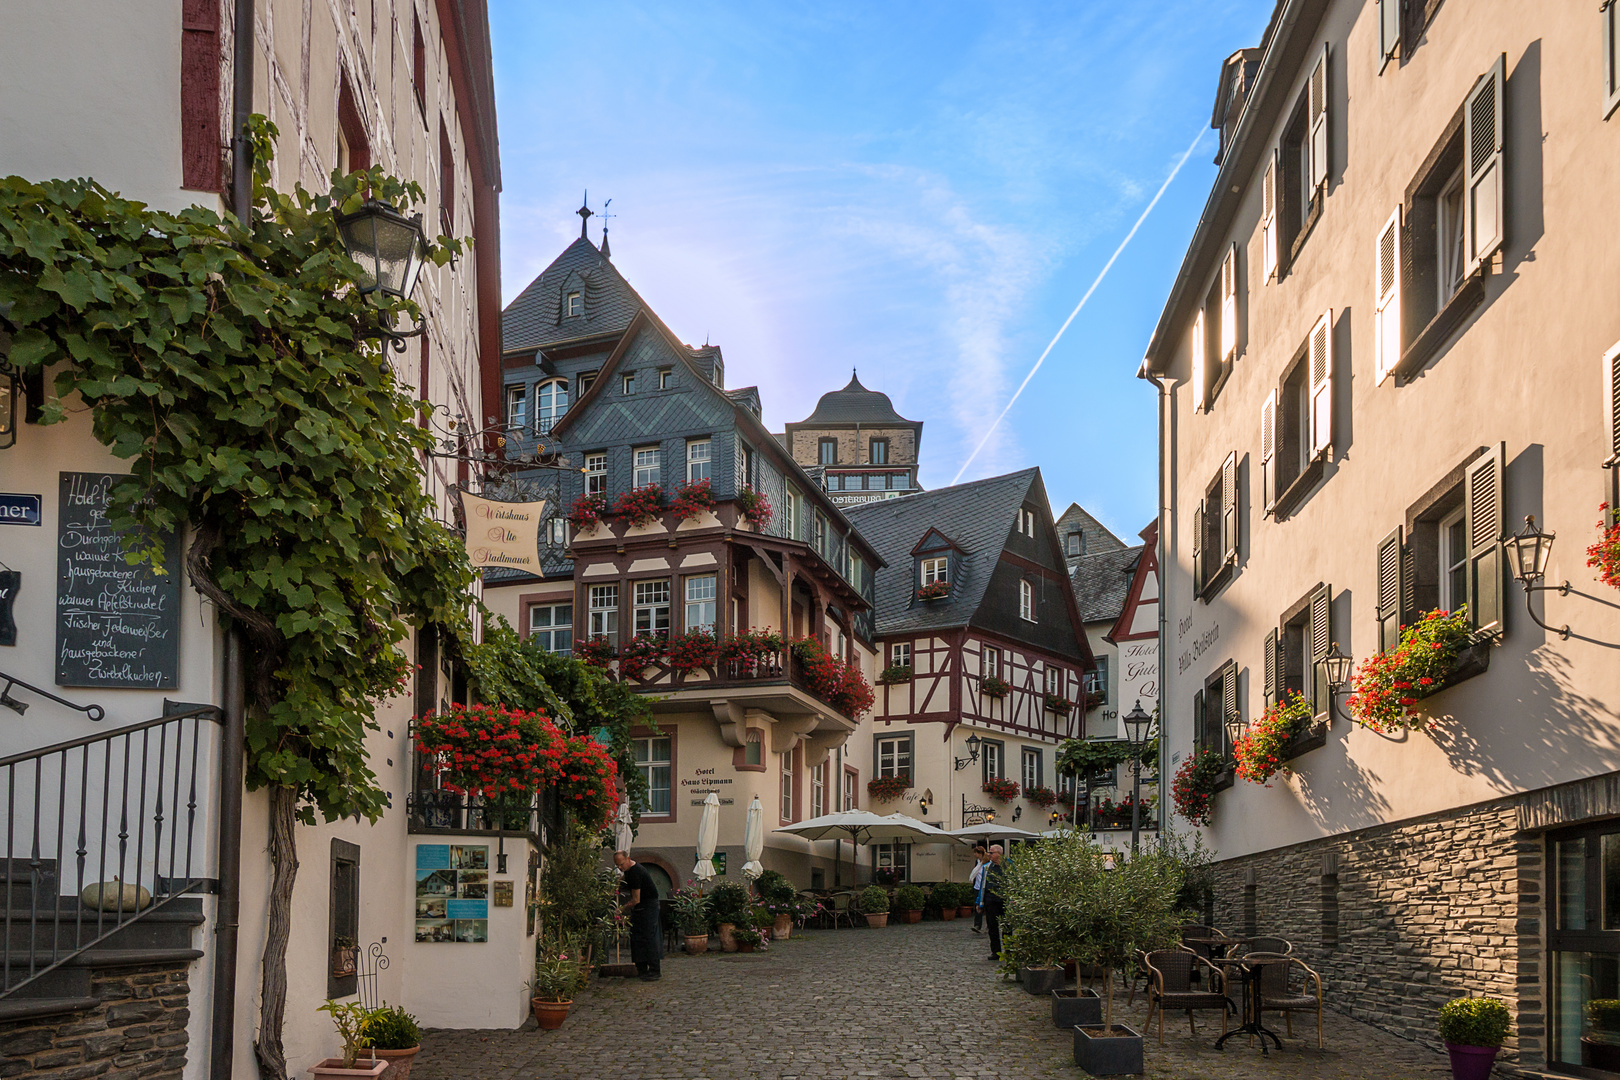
[1588,504,1620,591]
[916,581,950,601]
[573,636,617,668]
[666,629,718,674]
[614,484,665,528]
[671,479,717,523]
[1344,608,1473,733]
[567,493,610,529]
[1024,785,1058,808]
[1172,749,1224,827]
[617,632,666,679]
[735,485,772,528]
[982,777,1020,802]
[867,774,910,801]
[1232,691,1312,785]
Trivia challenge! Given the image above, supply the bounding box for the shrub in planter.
[982,777,1020,802]
[670,478,716,522]
[732,925,764,951]
[980,675,1010,699]
[1171,748,1225,827]
[567,493,611,529]
[613,484,665,527]
[707,882,750,928]
[1588,504,1620,591]
[1233,691,1313,785]
[1346,608,1476,733]
[1438,996,1511,1080]
[867,773,910,802]
[858,885,890,915]
[735,484,772,528]
[665,629,717,675]
[877,664,912,685]
[360,1005,422,1080]
[893,884,925,921]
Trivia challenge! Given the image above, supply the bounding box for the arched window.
[536,378,569,434]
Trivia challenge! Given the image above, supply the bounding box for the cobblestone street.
[414,921,1454,1079]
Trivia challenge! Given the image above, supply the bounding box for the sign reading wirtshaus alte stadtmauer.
[56,472,181,689]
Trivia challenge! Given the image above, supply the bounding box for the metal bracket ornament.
[422,403,575,473]
[0,670,106,721]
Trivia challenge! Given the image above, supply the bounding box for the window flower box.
[613,484,664,528]
[982,777,1020,802]
[1233,691,1314,785]
[670,478,716,522]
[1171,748,1226,827]
[1346,609,1482,733]
[916,580,950,601]
[1589,504,1620,590]
[1025,785,1058,808]
[1084,690,1105,710]
[666,629,717,674]
[735,485,772,528]
[877,664,912,685]
[981,675,1010,699]
[1044,693,1073,716]
[573,636,617,668]
[567,493,610,529]
[617,632,666,679]
[867,773,910,802]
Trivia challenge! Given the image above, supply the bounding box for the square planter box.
[310,1059,390,1080]
[1052,987,1102,1028]
[1072,1024,1144,1076]
[1022,965,1066,995]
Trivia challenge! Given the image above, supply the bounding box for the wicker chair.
[1233,936,1293,957]
[1141,949,1234,1044]
[1247,952,1324,1048]
[825,891,858,930]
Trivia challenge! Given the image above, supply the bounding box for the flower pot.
[718,922,738,952]
[1052,987,1103,1028]
[1582,1036,1620,1069]
[1023,965,1066,996]
[1444,1042,1500,1080]
[1072,1024,1144,1076]
[957,905,975,918]
[684,934,709,954]
[738,942,756,953]
[310,1058,389,1080]
[370,1047,420,1080]
[865,912,889,928]
[773,914,793,939]
[939,907,957,921]
[531,1000,571,1031]
[903,909,922,924]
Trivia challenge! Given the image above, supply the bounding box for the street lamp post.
[1122,700,1155,856]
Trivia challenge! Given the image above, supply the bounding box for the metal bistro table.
[1214,955,1288,1054]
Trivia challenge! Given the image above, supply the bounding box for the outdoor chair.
[795,891,822,930]
[1233,936,1293,957]
[1141,949,1234,1045]
[826,891,858,929]
[1247,952,1324,1048]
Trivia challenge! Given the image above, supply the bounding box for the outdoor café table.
[1214,955,1287,1054]
[1183,935,1236,961]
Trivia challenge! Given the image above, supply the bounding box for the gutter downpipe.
[1138,360,1172,843]
[212,4,254,1078]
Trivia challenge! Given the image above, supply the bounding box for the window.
[1022,747,1042,792]
[1192,242,1240,412]
[579,371,597,396]
[1435,165,1467,306]
[874,843,909,883]
[584,452,607,497]
[438,123,455,235]
[633,579,671,638]
[528,603,573,655]
[622,371,636,395]
[536,379,568,435]
[1067,532,1084,557]
[1438,505,1467,613]
[891,641,912,669]
[981,740,1004,783]
[505,384,528,432]
[1378,0,1399,71]
[1194,661,1238,758]
[412,15,427,117]
[740,445,755,488]
[920,557,948,586]
[1260,313,1333,517]
[818,438,838,465]
[565,291,582,317]
[336,76,370,174]
[869,438,889,465]
[847,553,865,591]
[783,486,801,540]
[588,584,618,648]
[686,439,711,483]
[1605,342,1620,509]
[684,574,716,633]
[780,752,794,820]
[1265,585,1332,723]
[634,736,672,816]
[813,513,828,558]
[1019,580,1035,622]
[1608,1,1620,119]
[548,518,568,545]
[1194,452,1239,598]
[328,840,360,999]
[843,767,857,810]
[890,473,910,490]
[633,446,661,487]
[1084,655,1109,705]
[875,734,911,780]
[811,762,825,818]
[744,732,763,766]
[1017,508,1036,537]
[1546,820,1620,1073]
[1044,666,1060,695]
[1271,49,1328,281]
[659,369,672,390]
[981,647,1000,681]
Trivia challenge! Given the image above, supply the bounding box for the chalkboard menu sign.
[56,472,180,689]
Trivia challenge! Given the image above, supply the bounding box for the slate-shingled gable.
[501,237,649,353]
[1070,546,1144,624]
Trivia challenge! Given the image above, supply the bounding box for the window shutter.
[1261,389,1278,515]
[1309,310,1334,458]
[1309,43,1330,190]
[1221,664,1239,755]
[1193,688,1206,751]
[1376,526,1405,653]
[1378,0,1400,71]
[1375,208,1402,384]
[1192,500,1206,594]
[1606,1,1620,119]
[1262,628,1278,708]
[1307,584,1332,720]
[1222,451,1239,564]
[1463,55,1506,277]
[1262,150,1278,279]
[1604,341,1620,467]
[1220,243,1237,362]
[1464,442,1506,636]
[1192,311,1207,413]
[180,0,222,192]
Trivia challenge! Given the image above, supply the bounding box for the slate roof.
[1055,503,1126,562]
[1070,546,1143,624]
[501,237,648,353]
[844,469,1036,636]
[794,372,918,428]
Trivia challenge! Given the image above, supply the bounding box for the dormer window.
[920,557,947,586]
[917,556,950,600]
[1018,509,1036,538]
[566,291,582,317]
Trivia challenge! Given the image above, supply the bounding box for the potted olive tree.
[858,885,890,927]
[894,884,926,924]
[1439,997,1511,1080]
[310,1001,387,1079]
[358,1006,421,1080]
[1001,836,1088,1004]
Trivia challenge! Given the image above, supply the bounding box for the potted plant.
[932,882,959,921]
[877,663,912,685]
[1171,748,1225,827]
[858,885,890,928]
[330,935,358,978]
[893,884,925,924]
[866,773,910,802]
[980,675,1010,699]
[750,906,776,949]
[957,880,977,919]
[311,1001,386,1079]
[671,887,711,954]
[359,1005,422,1080]
[1438,996,1510,1080]
[528,937,587,1030]
[708,881,750,952]
[982,777,1020,803]
[757,871,799,939]
[732,925,764,953]
[1584,998,1620,1069]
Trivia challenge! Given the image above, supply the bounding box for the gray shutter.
[1222,451,1238,564]
[1309,43,1329,190]
[1192,500,1205,594]
[1379,0,1400,71]
[1376,526,1405,653]
[1605,343,1620,467]
[1221,664,1239,755]
[1262,628,1278,708]
[1309,311,1334,458]
[1307,584,1332,720]
[1464,442,1506,636]
[1463,55,1506,277]
[1261,389,1278,515]
[1375,208,1402,384]
[1193,688,1206,752]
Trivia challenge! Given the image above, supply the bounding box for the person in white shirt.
[967,845,989,933]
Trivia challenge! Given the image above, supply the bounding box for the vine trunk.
[253,785,299,1080]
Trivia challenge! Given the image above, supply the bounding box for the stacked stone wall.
[0,962,191,1080]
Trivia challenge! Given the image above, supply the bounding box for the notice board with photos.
[414,844,489,942]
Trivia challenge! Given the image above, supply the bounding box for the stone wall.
[0,961,192,1080]
[788,427,917,468]
[1209,793,1545,1071]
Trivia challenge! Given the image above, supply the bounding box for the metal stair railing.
[1,704,221,997]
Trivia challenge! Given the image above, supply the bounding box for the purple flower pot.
[1444,1042,1499,1080]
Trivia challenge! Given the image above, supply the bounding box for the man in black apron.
[613,851,662,981]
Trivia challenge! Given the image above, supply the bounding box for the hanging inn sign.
[459,493,546,573]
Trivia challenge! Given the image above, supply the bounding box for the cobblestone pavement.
[414,921,1454,1079]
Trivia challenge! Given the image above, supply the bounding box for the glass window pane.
[1561,839,1589,931]
[1553,950,1620,1068]
[649,765,670,814]
[1605,835,1620,931]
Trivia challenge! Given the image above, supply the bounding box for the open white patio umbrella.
[742,796,765,880]
[693,793,720,887]
[614,798,635,854]
[777,809,965,887]
[947,821,1043,840]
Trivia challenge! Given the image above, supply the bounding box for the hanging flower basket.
[735,485,772,528]
[1172,749,1225,827]
[1588,504,1620,591]
[666,629,717,674]
[867,773,910,801]
[567,493,610,529]
[671,479,716,522]
[982,777,1020,802]
[980,675,1010,699]
[573,636,616,668]
[719,629,784,675]
[916,581,950,601]
[614,484,665,528]
[1345,608,1476,733]
[1044,692,1073,716]
[1233,691,1313,785]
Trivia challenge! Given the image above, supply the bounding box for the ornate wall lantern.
[334,199,428,349]
[1506,515,1571,638]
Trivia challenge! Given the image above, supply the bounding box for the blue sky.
[489,1,1275,540]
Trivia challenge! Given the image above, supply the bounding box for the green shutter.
[1193,688,1206,753]
[1192,500,1206,595]
[1464,443,1506,636]
[1262,628,1278,708]
[1307,584,1332,720]
[1222,452,1239,564]
[1221,663,1239,756]
[1376,527,1404,652]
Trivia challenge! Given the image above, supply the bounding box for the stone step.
[4,904,204,952]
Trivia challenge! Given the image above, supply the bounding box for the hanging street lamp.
[0,363,18,451]
[1505,515,1571,639]
[334,199,429,350]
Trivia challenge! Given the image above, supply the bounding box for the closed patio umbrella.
[742,796,765,880]
[693,793,720,887]
[614,798,635,854]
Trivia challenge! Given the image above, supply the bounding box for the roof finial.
[577,191,593,239]
[599,198,615,257]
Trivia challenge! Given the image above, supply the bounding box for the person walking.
[978,844,1007,962]
[613,851,662,981]
[967,845,989,933]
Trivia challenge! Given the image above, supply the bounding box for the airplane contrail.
[950,124,1210,486]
